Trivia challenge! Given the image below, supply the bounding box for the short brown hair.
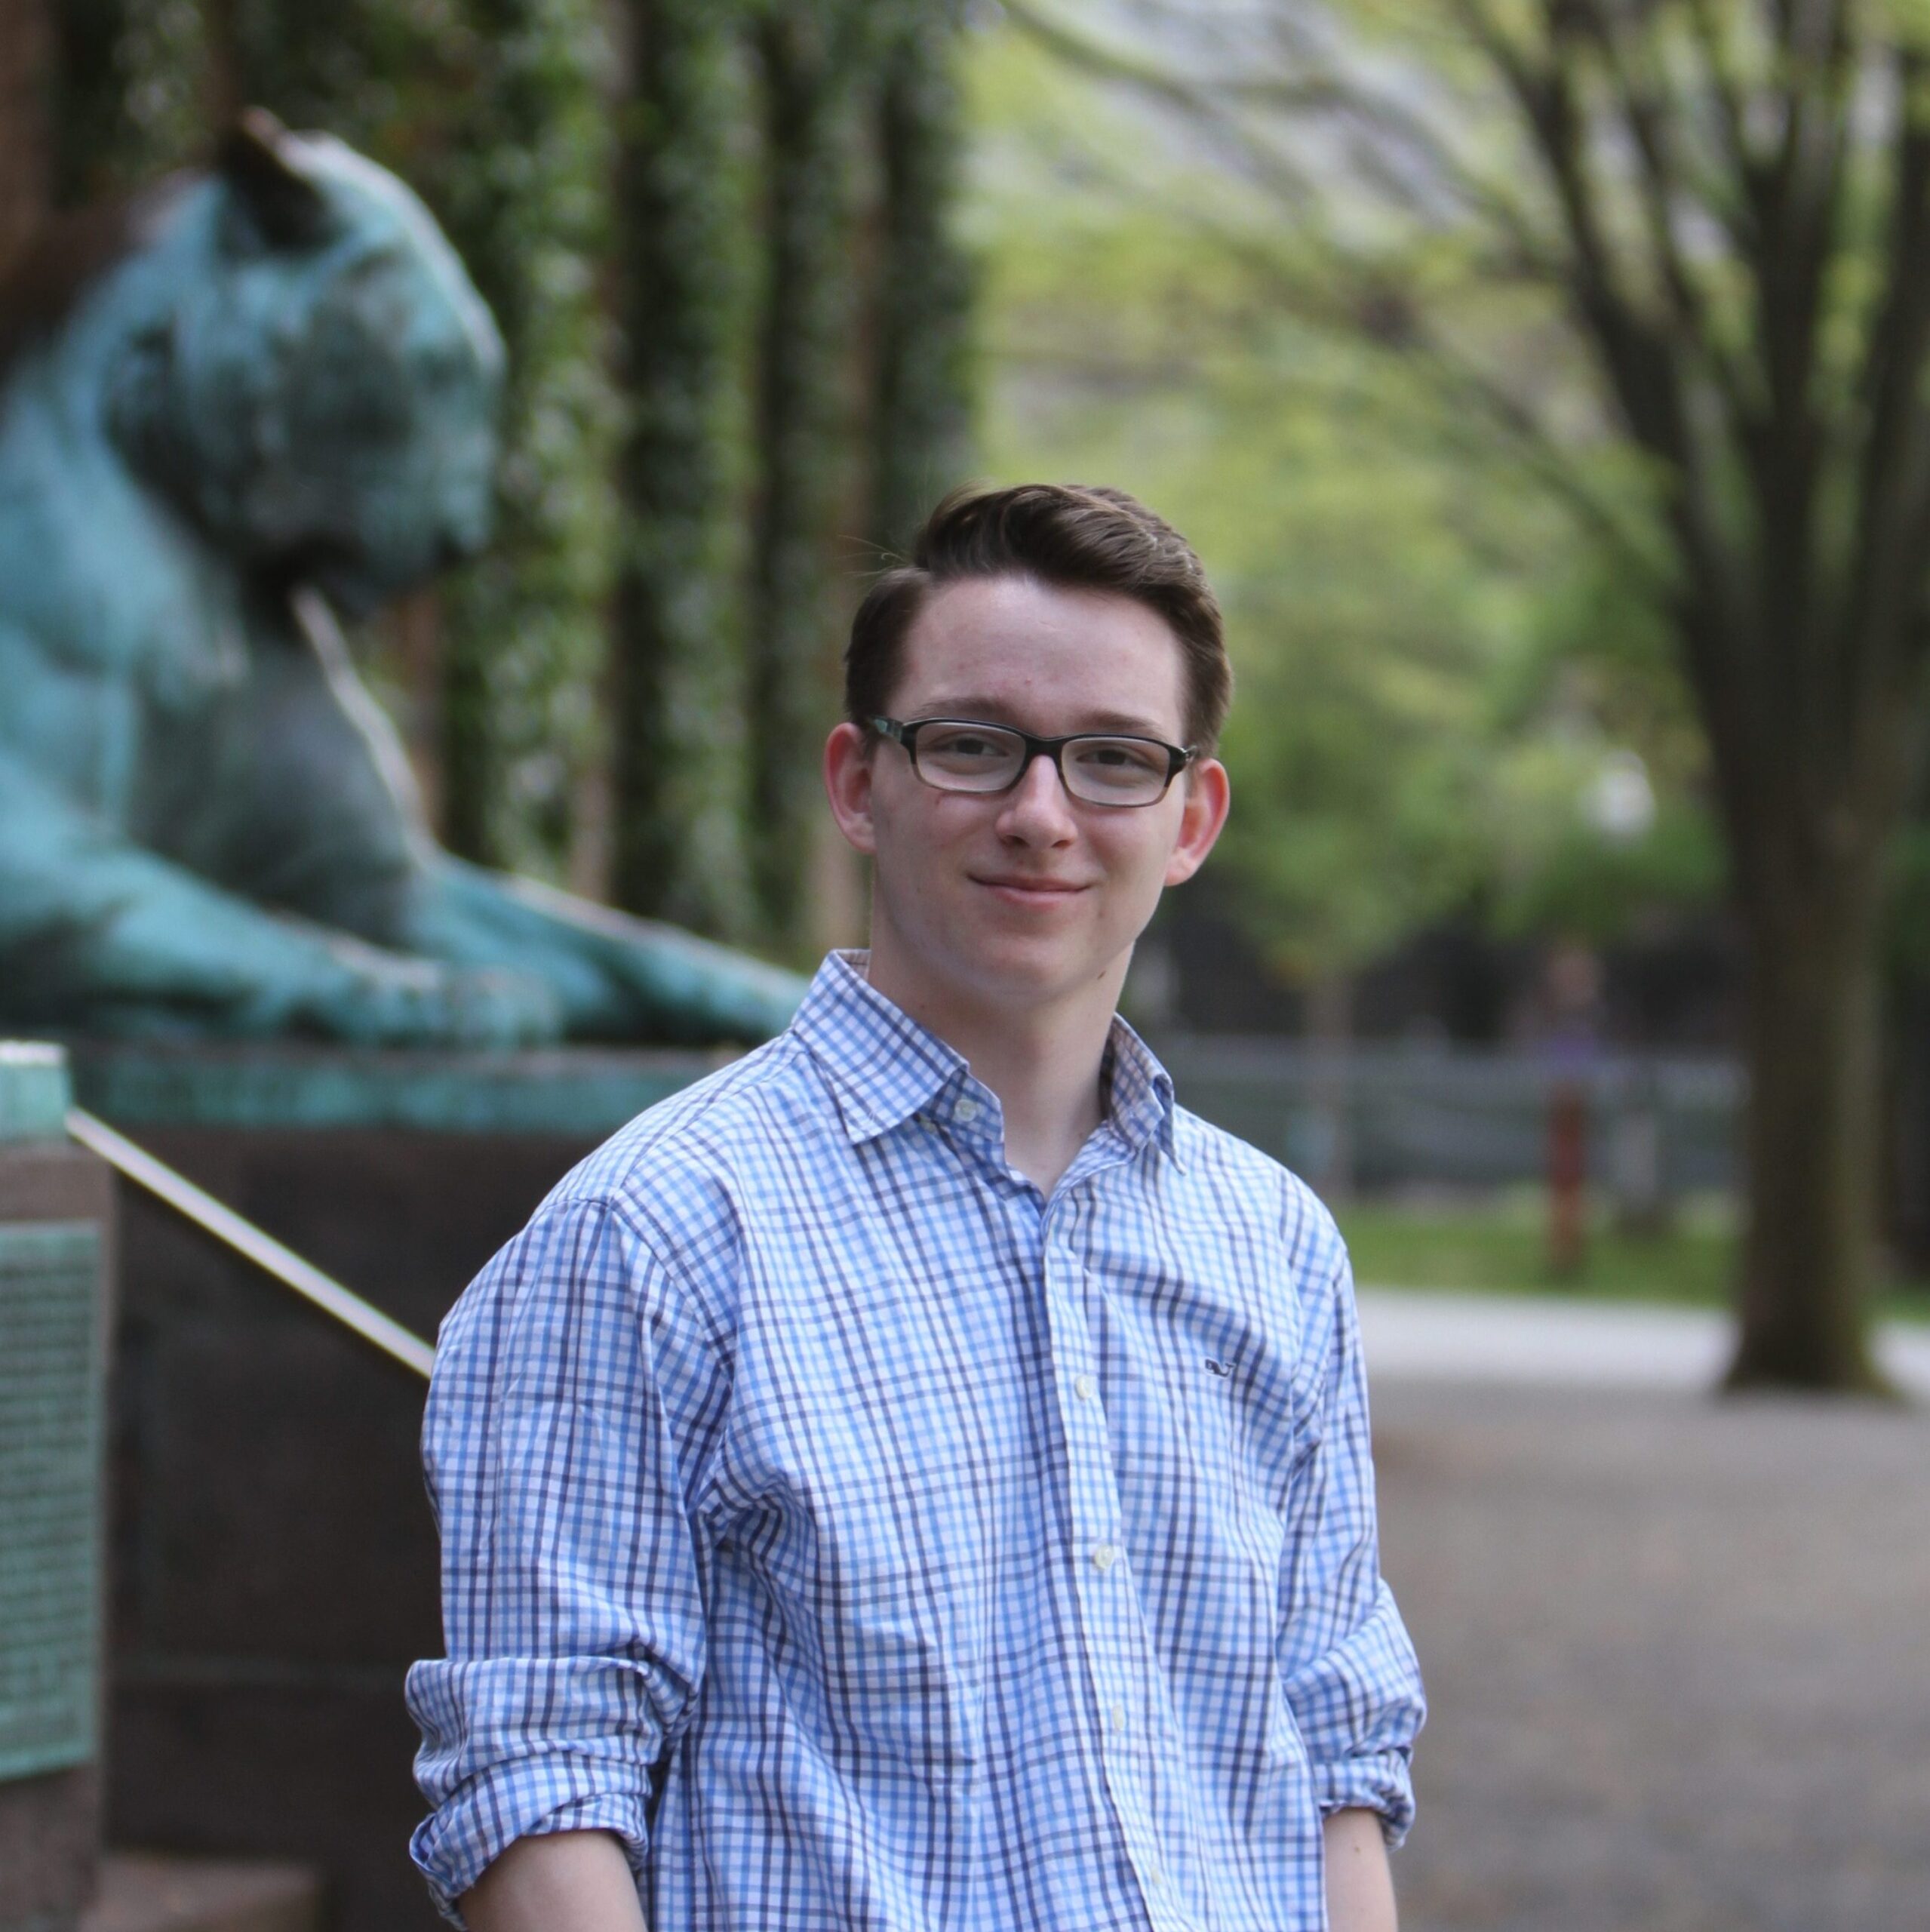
[845,483,1232,752]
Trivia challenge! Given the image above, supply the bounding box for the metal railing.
[65,1109,435,1380]
[1156,1037,1741,1196]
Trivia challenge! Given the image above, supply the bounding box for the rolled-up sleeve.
[1276,1241,1426,1842]
[406,1195,729,1921]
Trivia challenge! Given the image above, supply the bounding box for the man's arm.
[1324,1808,1398,1932]
[1275,1226,1427,1863]
[461,1832,646,1932]
[407,1198,725,1919]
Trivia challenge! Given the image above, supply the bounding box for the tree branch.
[1842,54,1930,755]
[1000,0,1564,278]
[1685,0,1766,254]
[1755,0,1852,437]
[1855,54,1930,549]
[1413,334,1666,579]
[1182,214,1665,583]
[1454,0,1772,796]
[1449,0,1686,463]
[1571,0,1753,429]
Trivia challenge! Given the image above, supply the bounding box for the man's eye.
[929,731,1007,759]
[1074,740,1162,774]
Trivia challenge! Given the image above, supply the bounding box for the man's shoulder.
[536,1027,835,1232]
[1169,1103,1348,1278]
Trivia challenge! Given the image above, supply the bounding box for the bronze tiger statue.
[0,111,801,1048]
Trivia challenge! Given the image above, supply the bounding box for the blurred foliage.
[871,0,976,552]
[418,0,616,881]
[968,24,1724,986]
[1886,823,1930,984]
[744,3,874,954]
[229,0,617,878]
[44,0,615,879]
[38,0,978,932]
[997,0,1930,1382]
[611,0,758,937]
[616,0,978,953]
[47,0,206,198]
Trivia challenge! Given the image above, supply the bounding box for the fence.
[1155,1037,1742,1200]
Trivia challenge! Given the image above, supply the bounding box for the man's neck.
[862,946,1123,1195]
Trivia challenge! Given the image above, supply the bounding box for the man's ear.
[1163,755,1230,888]
[824,721,880,859]
[217,107,331,252]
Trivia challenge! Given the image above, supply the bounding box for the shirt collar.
[1102,1014,1182,1165]
[792,952,971,1144]
[792,950,1181,1164]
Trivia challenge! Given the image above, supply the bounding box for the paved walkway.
[1358,1286,1930,1397]
[1360,1305,1930,1932]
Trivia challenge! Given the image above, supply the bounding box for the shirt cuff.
[1312,1746,1418,1846]
[410,1757,653,1927]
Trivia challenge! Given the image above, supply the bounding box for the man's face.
[824,574,1230,1020]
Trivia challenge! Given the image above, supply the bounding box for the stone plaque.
[0,1220,102,1781]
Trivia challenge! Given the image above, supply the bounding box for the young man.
[408,484,1425,1930]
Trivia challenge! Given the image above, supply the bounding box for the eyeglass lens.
[915,723,1172,804]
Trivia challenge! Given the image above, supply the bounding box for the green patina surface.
[68,1041,724,1136]
[0,1044,72,1143]
[0,1221,103,1782]
[0,116,803,1054]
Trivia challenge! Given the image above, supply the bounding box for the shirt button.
[1147,1862,1166,1887]
[954,1097,980,1124]
[1090,1542,1120,1571]
[1074,1374,1095,1401]
[1110,1703,1127,1732]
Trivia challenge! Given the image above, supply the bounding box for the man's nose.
[997,748,1077,838]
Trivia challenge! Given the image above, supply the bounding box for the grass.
[1334,1189,1930,1326]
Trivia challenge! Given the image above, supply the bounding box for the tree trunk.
[0,0,50,274]
[45,0,124,207]
[1727,881,1889,1392]
[429,0,615,878]
[45,0,211,205]
[95,0,211,184]
[868,3,973,552]
[610,0,754,937]
[746,9,861,955]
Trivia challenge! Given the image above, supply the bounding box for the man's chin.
[945,937,1128,1014]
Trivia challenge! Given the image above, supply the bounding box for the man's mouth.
[972,874,1090,901]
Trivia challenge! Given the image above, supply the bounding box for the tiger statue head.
[0,113,805,1052]
[94,109,506,617]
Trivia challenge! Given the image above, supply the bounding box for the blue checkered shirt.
[407,951,1424,1928]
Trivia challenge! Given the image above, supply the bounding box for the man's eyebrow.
[910,697,1178,737]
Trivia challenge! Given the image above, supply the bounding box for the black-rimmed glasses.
[871,717,1195,808]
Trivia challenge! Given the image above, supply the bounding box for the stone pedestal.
[0,1045,114,1932]
[81,1854,320,1932]
[69,1042,718,1932]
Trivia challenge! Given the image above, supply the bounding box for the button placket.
[1039,1199,1183,1927]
